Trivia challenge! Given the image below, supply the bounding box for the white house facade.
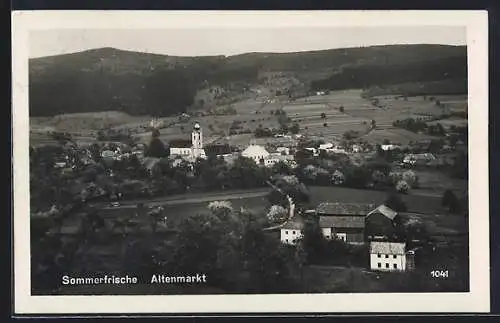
[280,223,304,245]
[170,147,191,156]
[369,241,407,272]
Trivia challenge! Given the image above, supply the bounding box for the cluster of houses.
[166,122,297,169]
[280,202,417,272]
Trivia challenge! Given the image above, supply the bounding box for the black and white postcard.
[12,10,490,314]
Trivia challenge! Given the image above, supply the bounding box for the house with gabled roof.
[280,216,305,245]
[316,202,376,217]
[365,204,400,242]
[316,202,375,244]
[369,241,407,271]
[319,215,365,243]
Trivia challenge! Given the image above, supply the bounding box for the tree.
[208,200,234,220]
[441,189,461,214]
[320,113,327,119]
[323,123,328,127]
[339,106,345,113]
[385,193,407,212]
[331,170,345,185]
[267,205,288,224]
[290,123,300,134]
[148,205,165,233]
[301,220,326,264]
[371,170,386,187]
[402,170,417,187]
[396,180,410,194]
[146,136,167,158]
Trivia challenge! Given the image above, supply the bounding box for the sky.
[29,26,466,58]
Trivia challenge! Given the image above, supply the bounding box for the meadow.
[29,88,467,148]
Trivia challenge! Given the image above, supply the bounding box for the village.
[27,38,470,294]
[30,97,469,295]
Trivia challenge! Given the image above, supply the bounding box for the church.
[169,122,207,161]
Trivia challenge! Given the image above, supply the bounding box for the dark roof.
[316,202,375,216]
[205,144,232,156]
[169,139,192,148]
[367,204,398,220]
[282,216,305,230]
[319,215,365,229]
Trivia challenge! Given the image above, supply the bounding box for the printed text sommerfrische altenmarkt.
[61,274,208,285]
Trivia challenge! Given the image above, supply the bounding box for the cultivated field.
[28,89,467,148]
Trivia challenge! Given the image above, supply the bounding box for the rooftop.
[316,202,375,216]
[367,204,398,220]
[241,144,270,157]
[370,241,406,255]
[319,215,365,229]
[281,216,305,230]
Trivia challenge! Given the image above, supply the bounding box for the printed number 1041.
[430,270,449,278]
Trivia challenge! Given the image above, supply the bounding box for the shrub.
[396,180,410,194]
[331,170,345,185]
[267,205,288,223]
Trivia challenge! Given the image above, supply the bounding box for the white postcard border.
[12,10,490,314]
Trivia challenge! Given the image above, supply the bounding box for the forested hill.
[29,44,467,117]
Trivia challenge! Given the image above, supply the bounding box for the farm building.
[365,204,400,241]
[369,241,407,272]
[319,215,365,244]
[316,202,375,244]
[280,216,305,245]
[316,202,375,217]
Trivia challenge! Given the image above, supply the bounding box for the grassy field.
[283,91,373,141]
[414,169,468,194]
[362,128,438,145]
[29,89,467,148]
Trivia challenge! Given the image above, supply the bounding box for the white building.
[276,147,291,155]
[169,122,207,160]
[280,217,304,245]
[241,144,270,165]
[381,144,400,151]
[352,144,362,153]
[369,241,407,272]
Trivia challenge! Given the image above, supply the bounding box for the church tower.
[191,122,203,158]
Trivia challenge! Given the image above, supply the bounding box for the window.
[393,255,397,259]
[285,231,288,234]
[386,263,389,268]
[394,264,397,269]
[285,239,288,243]
[293,231,296,234]
[385,255,389,258]
[378,263,381,268]
[377,254,381,258]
